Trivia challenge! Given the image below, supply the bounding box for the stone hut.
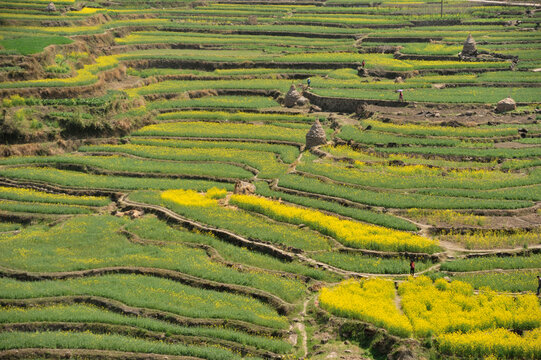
[306,119,327,148]
[461,34,477,57]
[284,84,308,107]
[46,2,56,12]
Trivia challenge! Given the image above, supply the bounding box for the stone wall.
[303,91,408,112]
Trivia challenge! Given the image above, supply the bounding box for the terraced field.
[0,0,540,359]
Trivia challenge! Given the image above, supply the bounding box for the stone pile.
[305,119,327,148]
[461,34,478,57]
[284,84,309,107]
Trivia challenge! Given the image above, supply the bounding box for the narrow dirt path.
[393,292,404,316]
[468,0,540,6]
[296,297,310,359]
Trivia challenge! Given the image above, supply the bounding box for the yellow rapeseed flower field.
[319,278,413,337]
[230,194,438,253]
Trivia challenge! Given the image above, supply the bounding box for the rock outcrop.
[46,2,56,12]
[461,34,477,57]
[234,181,256,195]
[496,97,516,113]
[284,84,308,107]
[306,119,327,148]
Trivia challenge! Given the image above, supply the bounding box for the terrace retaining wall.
[303,91,409,112]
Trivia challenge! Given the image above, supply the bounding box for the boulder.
[496,97,516,113]
[394,76,404,83]
[284,84,308,107]
[247,15,257,25]
[461,33,477,57]
[46,2,56,11]
[308,105,322,113]
[234,181,256,195]
[355,103,373,118]
[306,119,327,148]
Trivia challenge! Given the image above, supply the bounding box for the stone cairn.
[284,84,309,107]
[305,119,327,148]
[234,181,256,195]
[461,33,478,57]
[46,2,56,12]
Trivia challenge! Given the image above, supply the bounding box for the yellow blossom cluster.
[230,194,438,253]
[437,328,541,359]
[161,189,217,207]
[399,276,541,338]
[319,278,413,337]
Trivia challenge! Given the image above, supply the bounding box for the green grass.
[0,331,239,360]
[313,87,540,104]
[78,143,287,179]
[442,255,541,272]
[0,166,234,191]
[147,96,279,110]
[376,146,541,161]
[157,110,315,123]
[0,222,21,232]
[0,215,306,302]
[126,215,338,282]
[277,174,533,210]
[0,186,110,206]
[255,182,417,231]
[0,274,287,329]
[0,35,72,55]
[129,190,331,252]
[297,153,538,192]
[133,121,308,143]
[129,138,300,163]
[452,270,539,293]
[0,199,93,215]
[0,303,290,353]
[0,155,253,180]
[438,228,541,250]
[311,252,433,274]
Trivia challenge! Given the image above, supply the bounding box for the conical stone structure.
[306,119,327,148]
[284,84,308,107]
[462,34,477,57]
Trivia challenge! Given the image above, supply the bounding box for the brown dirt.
[367,103,535,126]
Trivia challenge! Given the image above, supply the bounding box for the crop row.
[0,214,305,303]
[157,110,315,123]
[298,153,539,191]
[320,277,541,358]
[0,166,233,191]
[131,189,332,252]
[229,193,438,253]
[0,303,289,354]
[0,154,254,180]
[133,121,309,143]
[78,143,287,179]
[277,174,533,210]
[255,182,417,231]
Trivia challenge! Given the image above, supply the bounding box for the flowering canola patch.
[321,277,541,359]
[230,194,438,253]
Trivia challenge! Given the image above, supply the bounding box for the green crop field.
[0,0,540,359]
